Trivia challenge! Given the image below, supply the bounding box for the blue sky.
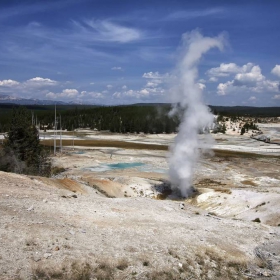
[0,0,280,106]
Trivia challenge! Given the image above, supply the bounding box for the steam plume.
[168,30,224,197]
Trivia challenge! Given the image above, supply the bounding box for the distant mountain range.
[0,94,75,105]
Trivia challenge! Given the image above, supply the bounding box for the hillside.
[1,170,280,279]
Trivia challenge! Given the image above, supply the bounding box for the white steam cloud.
[168,30,225,197]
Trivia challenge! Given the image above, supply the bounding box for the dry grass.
[18,249,251,280]
[31,261,92,280]
[241,180,258,187]
[165,246,249,280]
[51,166,66,176]
[28,256,137,280]
[213,187,232,194]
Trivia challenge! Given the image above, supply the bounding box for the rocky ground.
[1,127,280,279]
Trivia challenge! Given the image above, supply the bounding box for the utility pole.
[60,114,62,154]
[54,104,56,155]
[72,125,75,150]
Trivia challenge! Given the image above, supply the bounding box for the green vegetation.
[240,122,259,135]
[0,104,180,134]
[0,107,51,176]
[0,104,278,134]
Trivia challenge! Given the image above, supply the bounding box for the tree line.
[0,104,181,134]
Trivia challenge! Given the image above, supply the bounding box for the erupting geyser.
[168,30,225,197]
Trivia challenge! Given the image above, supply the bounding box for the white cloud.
[0,79,19,86]
[46,92,56,98]
[111,66,122,70]
[271,65,280,77]
[207,63,242,78]
[142,71,168,90]
[60,89,79,97]
[46,89,79,99]
[112,92,121,98]
[113,86,165,100]
[217,81,233,95]
[164,8,224,21]
[122,85,127,89]
[233,65,264,87]
[209,77,218,82]
[197,83,206,90]
[84,20,142,43]
[90,82,95,85]
[139,89,149,95]
[249,96,256,101]
[107,84,113,89]
[24,77,58,87]
[216,64,280,96]
[81,91,104,98]
[89,92,103,98]
[272,94,280,100]
[142,72,166,79]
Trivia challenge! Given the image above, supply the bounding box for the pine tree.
[2,107,51,176]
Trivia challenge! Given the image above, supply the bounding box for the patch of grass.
[142,261,149,267]
[208,211,217,216]
[116,258,129,271]
[91,184,115,198]
[51,166,66,176]
[213,187,232,194]
[252,217,261,223]
[147,270,179,280]
[94,260,114,280]
[241,180,257,187]
[32,261,93,280]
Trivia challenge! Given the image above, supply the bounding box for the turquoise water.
[72,150,85,154]
[84,162,167,173]
[84,162,145,172]
[106,162,144,169]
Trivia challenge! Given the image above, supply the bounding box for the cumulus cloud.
[209,77,218,82]
[197,83,206,90]
[271,65,280,77]
[217,81,233,95]
[249,96,256,101]
[60,89,79,97]
[143,72,161,79]
[24,77,57,87]
[111,66,122,70]
[107,84,113,89]
[142,72,171,89]
[46,89,79,99]
[207,63,243,78]
[113,71,168,101]
[273,94,280,100]
[0,79,20,86]
[142,71,169,79]
[113,86,165,100]
[45,92,56,98]
[233,65,264,87]
[216,63,279,95]
[81,91,104,98]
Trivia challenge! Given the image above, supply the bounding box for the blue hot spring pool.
[84,162,167,173]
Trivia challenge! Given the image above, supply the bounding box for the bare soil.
[1,130,280,279]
